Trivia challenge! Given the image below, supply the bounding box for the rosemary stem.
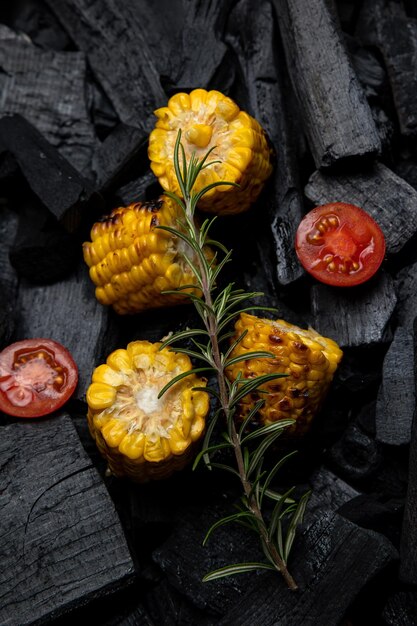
[185,199,298,591]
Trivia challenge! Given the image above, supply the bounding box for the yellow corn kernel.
[86,341,210,483]
[148,88,273,215]
[83,196,211,315]
[226,313,343,436]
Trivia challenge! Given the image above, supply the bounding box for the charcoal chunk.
[43,0,165,131]
[382,592,417,626]
[338,494,404,546]
[395,261,417,330]
[0,115,98,232]
[273,0,380,169]
[217,510,397,626]
[311,272,396,347]
[227,0,304,286]
[305,164,417,256]
[376,326,415,446]
[0,204,18,348]
[15,261,117,400]
[146,580,213,626]
[0,25,97,174]
[327,422,383,484]
[0,414,134,625]
[115,170,160,206]
[307,467,360,517]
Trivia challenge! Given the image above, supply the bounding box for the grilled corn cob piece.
[83,197,204,315]
[148,89,273,215]
[87,340,209,482]
[227,313,342,435]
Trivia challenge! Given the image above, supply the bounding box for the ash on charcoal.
[273,0,380,169]
[92,123,148,191]
[0,115,98,233]
[43,0,165,132]
[15,261,118,400]
[327,421,383,484]
[0,25,97,174]
[357,0,417,138]
[217,510,397,626]
[227,0,304,286]
[0,204,18,348]
[395,261,417,330]
[9,199,78,283]
[176,0,235,90]
[382,591,417,626]
[400,320,417,585]
[311,272,396,347]
[0,414,134,625]
[376,326,415,446]
[305,164,417,257]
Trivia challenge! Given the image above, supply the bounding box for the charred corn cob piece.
[83,197,204,315]
[87,340,209,482]
[227,313,342,435]
[149,89,273,215]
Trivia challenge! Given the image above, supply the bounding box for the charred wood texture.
[305,164,417,256]
[0,414,134,625]
[0,204,18,348]
[43,0,166,131]
[217,511,396,626]
[395,261,417,330]
[15,262,117,400]
[0,115,98,233]
[311,272,396,347]
[382,592,417,626]
[273,0,380,169]
[357,0,417,138]
[376,326,415,446]
[227,0,304,285]
[0,24,97,174]
[399,319,417,584]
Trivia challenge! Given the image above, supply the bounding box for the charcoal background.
[1,0,417,625]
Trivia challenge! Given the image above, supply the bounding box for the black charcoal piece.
[43,0,165,131]
[1,0,73,50]
[399,320,417,584]
[0,115,98,232]
[273,0,380,169]
[0,204,18,348]
[217,510,397,626]
[382,592,417,626]
[338,494,404,545]
[177,0,235,89]
[327,422,383,484]
[16,262,117,400]
[0,25,97,174]
[357,0,417,138]
[376,326,415,446]
[311,272,396,347]
[92,123,148,191]
[146,580,213,626]
[227,0,304,286]
[115,170,160,206]
[307,467,360,517]
[395,261,417,330]
[305,164,417,256]
[0,414,134,625]
[9,201,78,283]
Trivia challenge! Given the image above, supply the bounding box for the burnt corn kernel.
[86,341,210,482]
[83,196,206,314]
[148,89,273,215]
[226,313,343,435]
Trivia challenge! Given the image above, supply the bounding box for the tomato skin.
[0,338,78,418]
[295,202,386,287]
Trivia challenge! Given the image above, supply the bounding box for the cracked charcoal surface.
[311,271,397,347]
[305,164,417,257]
[227,0,304,286]
[376,326,415,446]
[307,466,360,517]
[0,414,134,626]
[274,0,380,169]
[217,510,397,626]
[0,25,97,174]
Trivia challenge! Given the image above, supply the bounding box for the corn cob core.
[227,313,343,435]
[83,197,203,315]
[86,341,209,482]
[148,89,273,215]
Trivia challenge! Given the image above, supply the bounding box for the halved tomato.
[0,338,78,418]
[295,202,386,287]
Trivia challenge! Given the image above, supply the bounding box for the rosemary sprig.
[158,130,309,590]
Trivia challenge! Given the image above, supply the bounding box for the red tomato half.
[0,338,78,418]
[295,202,386,287]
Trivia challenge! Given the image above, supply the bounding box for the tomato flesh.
[295,203,386,287]
[0,339,78,418]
